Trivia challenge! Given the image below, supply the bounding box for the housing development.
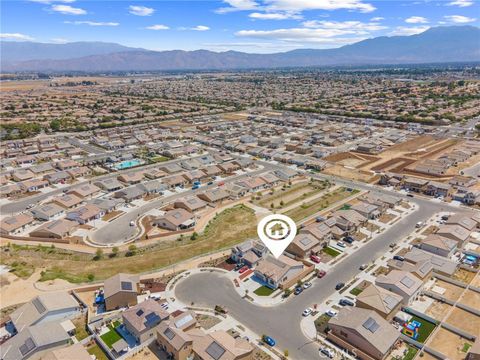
[1,6,480,359]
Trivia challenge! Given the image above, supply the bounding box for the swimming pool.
[114,159,142,170]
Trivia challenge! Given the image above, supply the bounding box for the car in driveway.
[320,347,335,359]
[335,282,345,290]
[238,265,249,274]
[339,298,355,306]
[317,270,326,278]
[359,263,368,270]
[336,241,346,248]
[303,282,312,289]
[343,236,355,244]
[325,309,338,317]
[393,255,405,261]
[302,308,313,317]
[294,286,303,295]
[310,254,321,263]
[263,335,276,347]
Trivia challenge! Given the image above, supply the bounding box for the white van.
[415,221,424,228]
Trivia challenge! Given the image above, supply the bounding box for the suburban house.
[94,178,124,192]
[327,307,400,360]
[29,219,78,239]
[30,203,65,221]
[419,234,458,258]
[157,312,254,360]
[9,292,80,332]
[197,188,230,203]
[122,299,169,344]
[163,175,187,189]
[435,224,470,246]
[375,270,423,305]
[19,179,49,192]
[300,222,332,245]
[0,213,35,235]
[445,213,479,231]
[43,171,71,185]
[230,240,268,267]
[355,284,403,320]
[51,193,83,209]
[153,209,195,231]
[68,183,101,199]
[286,233,322,258]
[174,196,207,213]
[114,186,146,202]
[404,248,458,276]
[0,321,71,360]
[351,202,381,219]
[66,204,105,224]
[386,259,433,281]
[104,273,140,311]
[403,177,429,193]
[254,255,305,290]
[118,172,144,185]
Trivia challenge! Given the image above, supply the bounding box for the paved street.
[175,189,470,360]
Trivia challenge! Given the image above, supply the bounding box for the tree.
[280,200,284,207]
[110,246,119,258]
[190,232,198,241]
[126,244,137,257]
[50,119,61,131]
[87,274,95,282]
[93,248,103,261]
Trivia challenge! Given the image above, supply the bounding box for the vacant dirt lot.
[425,301,452,321]
[459,290,480,309]
[453,269,477,285]
[427,328,473,360]
[471,273,480,287]
[445,308,480,335]
[435,280,465,302]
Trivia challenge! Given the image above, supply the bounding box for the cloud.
[370,17,384,21]
[446,0,473,7]
[51,4,86,15]
[302,20,387,32]
[29,0,74,3]
[389,26,429,36]
[249,12,301,20]
[265,0,376,13]
[444,15,476,23]
[217,0,375,14]
[179,25,210,31]
[65,20,119,26]
[128,5,154,16]
[0,33,34,41]
[236,27,369,45]
[146,24,169,30]
[216,0,259,13]
[405,16,428,24]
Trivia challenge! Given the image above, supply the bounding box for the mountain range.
[1,26,479,72]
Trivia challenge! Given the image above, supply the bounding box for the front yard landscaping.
[254,285,276,296]
[322,247,341,257]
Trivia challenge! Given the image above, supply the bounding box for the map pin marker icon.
[257,214,297,258]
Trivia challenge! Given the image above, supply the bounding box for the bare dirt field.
[427,328,473,360]
[323,164,378,183]
[425,301,452,321]
[459,290,480,309]
[452,269,477,285]
[445,308,480,335]
[471,273,480,287]
[435,280,465,302]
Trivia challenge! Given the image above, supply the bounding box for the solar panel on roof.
[164,328,175,340]
[174,313,193,328]
[32,298,46,313]
[400,276,415,288]
[384,296,399,310]
[136,309,144,317]
[362,317,380,333]
[300,237,312,246]
[19,337,36,355]
[144,312,161,327]
[121,281,133,291]
[206,341,226,360]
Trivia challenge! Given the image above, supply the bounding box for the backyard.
[100,322,122,348]
[87,343,108,360]
[408,315,437,343]
[0,205,257,283]
[284,187,359,221]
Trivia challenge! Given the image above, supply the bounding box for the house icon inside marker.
[267,221,287,239]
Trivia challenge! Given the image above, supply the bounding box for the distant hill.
[2,26,479,72]
[0,41,141,62]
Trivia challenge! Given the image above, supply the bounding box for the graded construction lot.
[434,280,465,302]
[427,328,473,360]
[445,308,480,335]
[452,269,476,284]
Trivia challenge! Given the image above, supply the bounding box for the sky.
[1,0,479,53]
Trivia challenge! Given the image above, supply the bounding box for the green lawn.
[322,247,341,257]
[462,343,472,353]
[100,328,122,348]
[409,315,437,343]
[254,285,276,296]
[349,288,363,296]
[402,345,418,360]
[87,344,108,360]
[148,155,169,163]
